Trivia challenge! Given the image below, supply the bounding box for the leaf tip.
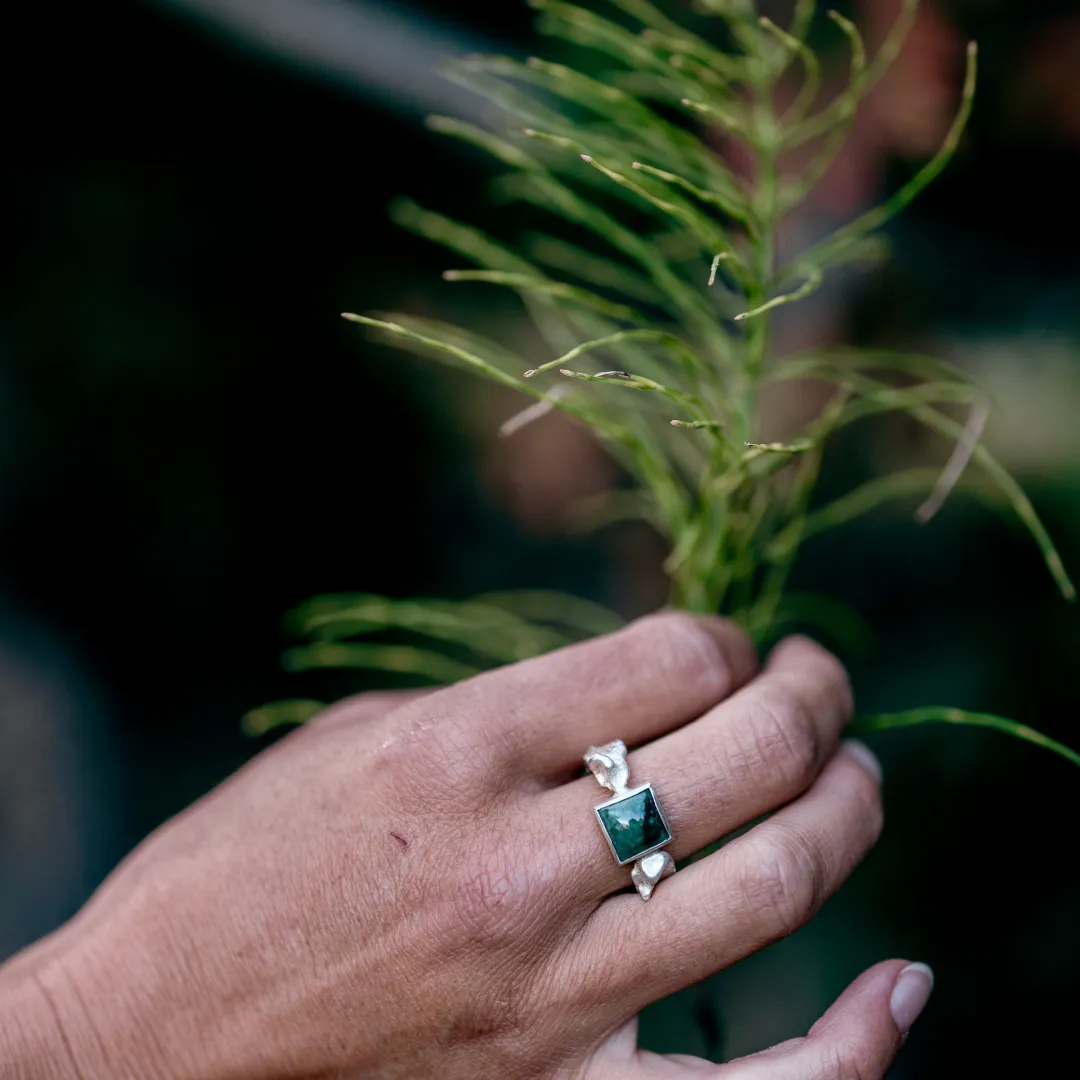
[523,368,537,378]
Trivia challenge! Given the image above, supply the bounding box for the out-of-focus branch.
[151,0,500,120]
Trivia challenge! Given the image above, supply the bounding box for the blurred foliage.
[3,0,1080,1075]
[261,0,1078,768]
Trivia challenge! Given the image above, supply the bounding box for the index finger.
[428,611,757,780]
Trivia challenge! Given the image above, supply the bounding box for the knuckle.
[735,684,821,788]
[375,697,497,798]
[630,611,741,700]
[773,636,855,724]
[445,833,543,949]
[814,649,855,723]
[848,761,885,845]
[820,1036,879,1080]
[735,820,825,938]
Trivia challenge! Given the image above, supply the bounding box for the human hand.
[1,613,930,1079]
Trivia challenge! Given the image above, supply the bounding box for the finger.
[717,959,933,1080]
[553,636,853,900]
[565,743,883,1019]
[421,611,757,778]
[584,960,931,1080]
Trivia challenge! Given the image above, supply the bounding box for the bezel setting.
[593,782,673,866]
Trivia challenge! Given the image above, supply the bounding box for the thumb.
[719,959,934,1080]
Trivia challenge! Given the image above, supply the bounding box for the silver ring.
[584,740,675,902]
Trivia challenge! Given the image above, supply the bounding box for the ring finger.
[550,634,854,903]
[562,742,884,1022]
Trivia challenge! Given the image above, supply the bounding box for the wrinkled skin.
[0,614,930,1080]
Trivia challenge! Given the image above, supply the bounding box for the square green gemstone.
[595,785,671,864]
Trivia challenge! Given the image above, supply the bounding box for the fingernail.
[842,738,882,783]
[890,962,934,1033]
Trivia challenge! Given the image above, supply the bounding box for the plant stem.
[744,31,778,427]
[677,14,783,619]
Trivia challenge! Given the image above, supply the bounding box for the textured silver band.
[584,740,675,902]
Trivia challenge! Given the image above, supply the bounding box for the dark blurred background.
[1,0,1078,1075]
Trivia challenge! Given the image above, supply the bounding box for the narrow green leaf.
[765,364,1071,598]
[358,312,523,375]
[295,594,572,663]
[524,233,663,305]
[425,115,535,169]
[679,95,754,141]
[640,34,743,83]
[487,54,730,189]
[792,41,978,277]
[735,265,822,321]
[578,153,743,269]
[767,466,1000,560]
[768,592,875,659]
[783,11,866,148]
[473,589,624,635]
[743,438,813,462]
[850,708,1080,768]
[444,59,568,134]
[525,328,706,382]
[558,367,717,430]
[787,0,817,48]
[443,269,643,322]
[564,487,664,534]
[779,12,867,209]
[342,313,532,394]
[390,198,537,276]
[283,642,482,684]
[530,0,674,72]
[631,160,748,223]
[499,164,734,357]
[241,699,325,737]
[767,348,975,387]
[747,387,853,632]
[342,313,666,480]
[863,0,920,91]
[845,372,1076,600]
[604,0,709,41]
[833,381,983,430]
[758,16,820,124]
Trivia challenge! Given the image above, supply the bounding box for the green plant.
[246,0,1078,767]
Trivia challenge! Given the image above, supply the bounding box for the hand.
[1,613,930,1079]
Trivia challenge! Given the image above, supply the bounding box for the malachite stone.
[595,785,671,864]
